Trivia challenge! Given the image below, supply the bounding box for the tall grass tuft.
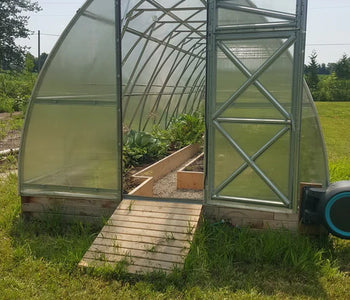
[185,220,335,285]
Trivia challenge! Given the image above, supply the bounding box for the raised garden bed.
[177,152,204,190]
[127,144,201,197]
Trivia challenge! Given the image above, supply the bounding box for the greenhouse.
[19,0,335,240]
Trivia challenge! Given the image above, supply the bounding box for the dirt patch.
[0,112,21,120]
[184,155,203,172]
[123,163,154,193]
[0,112,22,151]
[0,130,21,151]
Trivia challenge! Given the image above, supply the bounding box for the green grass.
[1,173,350,298]
[315,102,350,182]
[0,113,23,140]
[0,102,349,298]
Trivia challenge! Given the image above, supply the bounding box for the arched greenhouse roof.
[19,0,328,210]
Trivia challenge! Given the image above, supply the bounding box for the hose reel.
[301,181,350,239]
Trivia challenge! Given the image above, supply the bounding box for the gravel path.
[153,160,203,200]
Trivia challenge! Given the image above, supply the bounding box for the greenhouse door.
[206,0,307,210]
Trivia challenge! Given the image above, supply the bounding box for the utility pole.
[38,30,41,72]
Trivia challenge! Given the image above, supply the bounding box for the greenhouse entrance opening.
[121,1,207,202]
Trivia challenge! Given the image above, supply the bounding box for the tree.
[305,51,320,98]
[318,63,330,75]
[334,54,350,80]
[0,0,41,70]
[34,52,48,72]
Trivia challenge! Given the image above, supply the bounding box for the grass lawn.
[316,102,350,182]
[0,103,350,299]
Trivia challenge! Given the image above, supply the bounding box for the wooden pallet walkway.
[79,199,202,274]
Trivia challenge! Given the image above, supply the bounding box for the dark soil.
[184,155,204,172]
[0,112,22,152]
[0,130,21,151]
[123,163,153,193]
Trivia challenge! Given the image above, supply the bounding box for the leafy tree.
[305,51,320,98]
[334,54,350,80]
[24,52,35,73]
[0,0,41,70]
[318,63,330,75]
[327,62,336,74]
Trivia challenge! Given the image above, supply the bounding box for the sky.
[17,0,350,65]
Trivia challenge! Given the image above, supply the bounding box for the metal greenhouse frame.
[19,0,329,225]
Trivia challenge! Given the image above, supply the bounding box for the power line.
[310,6,350,10]
[29,33,60,36]
[306,43,350,46]
[40,1,83,4]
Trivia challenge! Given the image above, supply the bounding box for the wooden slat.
[102,221,196,234]
[92,232,190,248]
[26,212,106,224]
[117,203,201,215]
[23,196,117,208]
[80,258,172,274]
[22,202,113,217]
[98,226,191,241]
[122,199,202,210]
[113,208,201,221]
[83,251,181,270]
[80,199,202,274]
[109,213,199,227]
[88,245,184,264]
[92,238,189,254]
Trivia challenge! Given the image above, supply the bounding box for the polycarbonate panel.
[22,104,117,189]
[255,130,291,196]
[219,86,285,119]
[214,128,245,189]
[218,0,296,14]
[20,0,119,197]
[216,47,246,106]
[220,167,279,202]
[299,83,329,186]
[219,39,287,74]
[220,123,286,157]
[218,8,288,26]
[259,44,294,110]
[247,0,296,14]
[37,1,116,100]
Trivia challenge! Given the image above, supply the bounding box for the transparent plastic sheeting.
[212,0,328,206]
[300,84,329,187]
[20,0,208,197]
[213,37,294,203]
[20,0,329,201]
[20,0,118,197]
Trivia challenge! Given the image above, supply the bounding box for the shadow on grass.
[99,221,333,299]
[10,213,105,271]
[8,210,338,299]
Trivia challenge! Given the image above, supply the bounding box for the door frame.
[205,0,308,212]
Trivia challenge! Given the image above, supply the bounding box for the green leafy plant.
[123,130,168,170]
[0,70,36,113]
[163,112,204,150]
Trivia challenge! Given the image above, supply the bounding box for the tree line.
[305,51,350,101]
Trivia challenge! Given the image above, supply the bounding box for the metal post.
[290,0,308,211]
[37,30,41,72]
[206,0,217,204]
[115,0,123,201]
